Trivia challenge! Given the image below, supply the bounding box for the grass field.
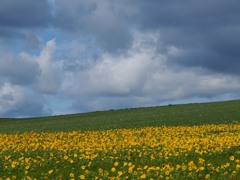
[0,99,240,133]
[0,99,240,179]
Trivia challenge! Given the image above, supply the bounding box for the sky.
[0,0,240,118]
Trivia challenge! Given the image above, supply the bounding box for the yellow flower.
[79,175,85,179]
[104,171,109,177]
[199,158,205,164]
[69,172,74,178]
[140,174,146,179]
[182,165,187,171]
[118,171,123,176]
[128,162,132,166]
[64,155,68,160]
[128,167,133,173]
[165,171,170,176]
[98,168,103,174]
[111,167,116,172]
[114,162,119,166]
[188,161,195,167]
[48,169,53,174]
[25,157,30,163]
[205,174,210,179]
[176,164,181,170]
[230,156,235,161]
[69,159,74,163]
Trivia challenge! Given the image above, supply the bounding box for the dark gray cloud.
[54,0,132,52]
[0,0,52,53]
[162,26,240,74]
[0,0,52,28]
[129,1,239,29]
[125,0,240,74]
[53,0,97,31]
[52,0,240,73]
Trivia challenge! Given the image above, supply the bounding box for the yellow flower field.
[0,123,239,179]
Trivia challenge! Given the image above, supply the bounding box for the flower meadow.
[0,123,239,179]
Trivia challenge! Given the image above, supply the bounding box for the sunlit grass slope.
[0,99,240,133]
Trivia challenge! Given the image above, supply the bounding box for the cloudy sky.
[1,0,240,117]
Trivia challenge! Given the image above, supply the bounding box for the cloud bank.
[0,0,240,117]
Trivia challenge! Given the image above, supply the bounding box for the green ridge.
[0,99,240,133]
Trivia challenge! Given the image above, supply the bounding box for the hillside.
[0,99,239,133]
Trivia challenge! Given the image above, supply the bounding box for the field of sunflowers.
[0,122,239,179]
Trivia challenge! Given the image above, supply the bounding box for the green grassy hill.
[0,99,240,133]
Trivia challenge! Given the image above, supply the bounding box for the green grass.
[0,99,240,133]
